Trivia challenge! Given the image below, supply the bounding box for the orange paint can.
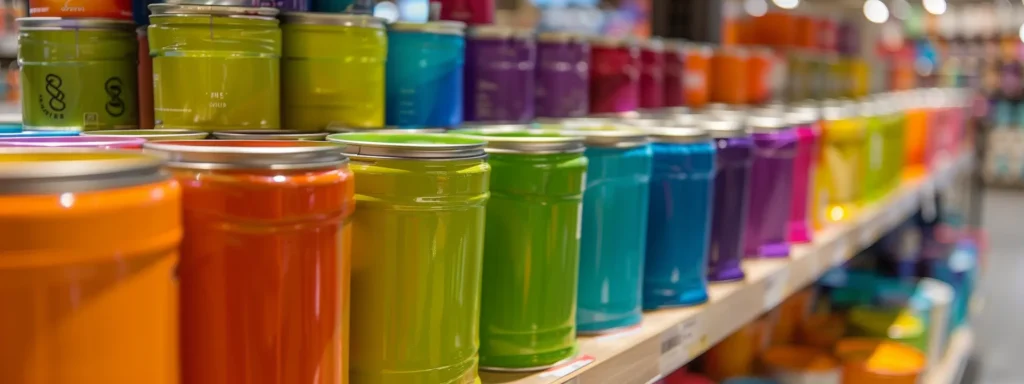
[834,338,926,384]
[145,140,355,384]
[0,149,181,384]
[710,46,749,105]
[683,43,712,109]
[746,47,775,105]
[29,0,132,19]
[761,345,841,384]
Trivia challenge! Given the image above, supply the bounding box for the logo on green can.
[39,73,66,119]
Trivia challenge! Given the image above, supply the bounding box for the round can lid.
[280,12,385,28]
[0,149,166,195]
[16,17,135,30]
[700,117,748,138]
[821,99,859,120]
[642,127,709,144]
[389,21,466,36]
[327,133,485,159]
[788,103,821,125]
[541,127,648,149]
[537,31,588,44]
[589,35,636,48]
[0,135,144,148]
[149,3,279,18]
[144,140,346,170]
[452,127,585,154]
[326,126,447,134]
[82,129,210,141]
[468,25,533,40]
[211,130,329,141]
[747,114,789,133]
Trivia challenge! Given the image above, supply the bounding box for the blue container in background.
[0,131,77,138]
[569,128,653,334]
[385,21,466,128]
[0,125,21,134]
[642,127,716,309]
[312,0,374,13]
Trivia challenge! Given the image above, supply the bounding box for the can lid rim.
[149,3,280,18]
[451,126,587,154]
[143,140,347,170]
[82,129,210,139]
[0,149,166,194]
[327,133,487,160]
[16,17,136,30]
[210,130,330,140]
[280,12,386,28]
[390,21,466,35]
[640,127,710,143]
[468,25,534,40]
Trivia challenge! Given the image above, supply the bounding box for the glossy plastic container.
[861,99,888,201]
[83,129,209,141]
[464,26,536,123]
[683,43,712,109]
[744,114,797,258]
[282,13,386,131]
[137,27,155,129]
[710,46,749,105]
[787,105,822,244]
[746,47,774,105]
[834,338,926,384]
[454,128,587,370]
[798,314,847,349]
[386,21,466,128]
[878,93,906,192]
[771,288,815,346]
[903,90,929,176]
[19,18,138,131]
[434,0,495,25]
[211,130,328,140]
[328,133,488,384]
[847,306,928,352]
[916,278,955,371]
[663,40,686,107]
[589,37,640,114]
[643,126,716,308]
[0,135,144,148]
[762,346,841,384]
[535,32,589,118]
[640,39,665,109]
[0,150,180,384]
[566,128,653,334]
[29,0,132,18]
[820,101,866,223]
[145,140,354,384]
[149,4,282,131]
[703,117,752,282]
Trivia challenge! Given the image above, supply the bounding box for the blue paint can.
[385,21,466,128]
[568,128,653,334]
[311,0,373,13]
[0,130,78,138]
[642,126,716,309]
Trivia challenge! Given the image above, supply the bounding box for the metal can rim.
[389,21,466,36]
[641,127,710,144]
[280,12,386,29]
[16,17,136,30]
[143,140,347,170]
[700,118,748,138]
[541,128,649,149]
[536,31,588,44]
[468,25,534,40]
[82,129,210,140]
[148,3,280,18]
[0,149,167,195]
[327,133,487,160]
[210,130,329,140]
[747,114,790,133]
[589,36,637,48]
[325,126,448,134]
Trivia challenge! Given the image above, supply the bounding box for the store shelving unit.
[925,327,974,384]
[480,153,974,384]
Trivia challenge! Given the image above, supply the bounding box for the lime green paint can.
[453,126,588,371]
[282,13,386,131]
[148,4,281,131]
[18,18,138,131]
[328,133,489,384]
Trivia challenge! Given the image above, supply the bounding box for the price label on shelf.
[762,269,791,310]
[658,317,706,376]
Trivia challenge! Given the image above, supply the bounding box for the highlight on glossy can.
[556,127,652,334]
[702,117,752,282]
[683,43,711,109]
[29,0,131,18]
[535,32,590,118]
[744,113,797,258]
[786,105,822,244]
[0,150,180,384]
[762,345,841,384]
[328,132,488,383]
[640,38,665,109]
[820,100,866,222]
[663,40,686,107]
[149,4,282,131]
[83,129,209,141]
[589,36,640,114]
[433,0,494,25]
[641,125,716,308]
[386,21,466,128]
[312,0,373,12]
[0,135,145,148]
[834,338,926,384]
[710,46,749,105]
[144,140,354,384]
[138,27,155,129]
[464,26,536,123]
[282,13,386,131]
[19,18,138,131]
[454,127,587,370]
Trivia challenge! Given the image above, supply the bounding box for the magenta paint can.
[639,39,665,109]
[663,40,686,107]
[0,135,145,149]
[743,113,798,258]
[703,117,752,282]
[463,26,536,123]
[535,32,590,118]
[432,0,494,25]
[786,106,822,244]
[589,37,640,114]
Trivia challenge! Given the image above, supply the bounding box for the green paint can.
[281,13,387,131]
[148,4,281,131]
[453,126,588,371]
[18,18,138,131]
[328,132,490,384]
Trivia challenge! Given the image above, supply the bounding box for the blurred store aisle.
[975,189,1024,384]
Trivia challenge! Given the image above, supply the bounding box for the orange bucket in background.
[710,46,749,105]
[798,314,848,350]
[746,47,775,105]
[771,288,815,346]
[683,43,712,109]
[761,345,841,384]
[751,11,796,48]
[0,150,181,384]
[834,338,926,384]
[703,315,773,381]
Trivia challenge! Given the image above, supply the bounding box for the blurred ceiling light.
[864,0,889,24]
[1019,23,1024,43]
[923,0,947,15]
[891,0,911,20]
[772,0,799,9]
[745,0,768,17]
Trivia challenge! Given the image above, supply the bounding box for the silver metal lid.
[589,36,636,48]
[627,117,699,130]
[82,129,210,140]
[210,130,329,141]
[747,114,789,133]
[149,3,279,18]
[641,38,664,51]
[0,149,167,195]
[453,127,585,154]
[325,126,447,134]
[389,21,466,36]
[642,127,710,144]
[787,104,820,125]
[327,133,486,159]
[144,140,346,170]
[534,117,622,130]
[700,118,747,138]
[280,12,385,28]
[546,128,648,149]
[467,25,533,40]
[821,99,858,120]
[17,17,136,30]
[537,31,588,44]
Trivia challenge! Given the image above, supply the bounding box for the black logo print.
[105,77,124,117]
[45,74,65,111]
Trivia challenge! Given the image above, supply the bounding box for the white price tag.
[763,269,791,310]
[658,317,705,376]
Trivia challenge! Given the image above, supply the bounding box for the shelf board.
[925,327,974,384]
[480,153,974,384]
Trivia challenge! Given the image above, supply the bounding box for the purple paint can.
[743,113,798,258]
[463,26,536,123]
[535,32,590,118]
[703,117,752,282]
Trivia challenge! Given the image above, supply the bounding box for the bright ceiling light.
[745,0,768,17]
[772,0,799,9]
[1019,23,1024,43]
[864,0,890,24]
[923,0,947,15]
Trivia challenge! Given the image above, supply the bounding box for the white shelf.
[925,327,974,384]
[480,153,974,384]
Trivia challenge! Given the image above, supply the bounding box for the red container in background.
[710,46,749,105]
[746,47,775,104]
[817,17,838,53]
[795,15,817,50]
[138,27,154,129]
[640,39,665,109]
[589,37,640,114]
[433,0,494,25]
[683,43,712,109]
[663,40,686,107]
[29,0,132,19]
